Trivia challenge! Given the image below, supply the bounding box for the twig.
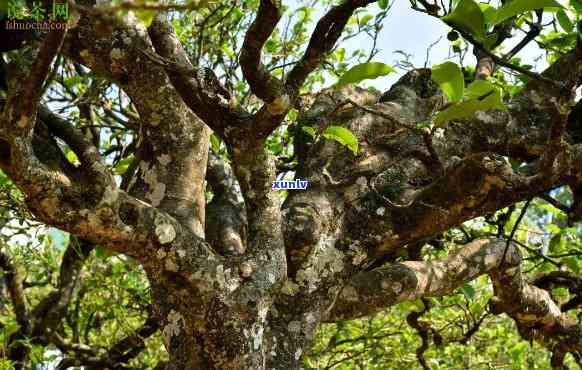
[537,193,569,213]
[501,198,532,266]
[336,99,443,171]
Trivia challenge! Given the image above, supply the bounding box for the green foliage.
[322,126,359,155]
[306,285,556,369]
[135,9,157,27]
[307,195,582,369]
[1,0,581,368]
[301,126,317,139]
[492,0,562,25]
[378,0,389,9]
[556,9,574,33]
[442,0,486,38]
[0,359,15,370]
[435,80,505,125]
[335,62,395,88]
[431,62,465,102]
[113,155,134,175]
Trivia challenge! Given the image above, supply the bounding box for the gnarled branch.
[240,0,285,105]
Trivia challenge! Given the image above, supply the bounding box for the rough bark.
[0,1,581,369]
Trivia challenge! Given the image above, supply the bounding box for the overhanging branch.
[328,238,582,365]
[327,238,519,320]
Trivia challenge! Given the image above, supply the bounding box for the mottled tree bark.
[1,1,581,369]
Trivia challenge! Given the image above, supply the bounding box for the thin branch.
[240,0,285,104]
[147,17,246,136]
[32,238,93,338]
[538,193,570,213]
[406,298,433,370]
[425,15,564,88]
[501,198,531,266]
[286,0,376,92]
[39,105,102,166]
[0,250,31,336]
[18,29,68,129]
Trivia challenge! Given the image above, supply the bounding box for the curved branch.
[55,310,158,369]
[0,249,30,335]
[32,239,93,338]
[147,16,248,137]
[39,105,101,166]
[328,238,582,365]
[328,238,520,320]
[286,0,376,92]
[240,0,285,104]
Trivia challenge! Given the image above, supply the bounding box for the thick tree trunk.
[1,2,581,369]
[149,276,314,370]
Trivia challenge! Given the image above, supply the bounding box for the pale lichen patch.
[267,94,291,115]
[287,320,301,333]
[99,186,119,207]
[158,154,172,166]
[141,162,166,206]
[17,115,28,129]
[295,234,344,293]
[214,264,241,294]
[294,348,303,361]
[149,182,167,207]
[154,214,176,245]
[162,310,185,348]
[157,249,167,259]
[340,286,359,302]
[392,282,402,294]
[110,48,124,60]
[281,280,300,296]
[356,176,368,186]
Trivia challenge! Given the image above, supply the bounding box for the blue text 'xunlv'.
[272,179,309,190]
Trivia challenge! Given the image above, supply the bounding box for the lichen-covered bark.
[1,2,581,369]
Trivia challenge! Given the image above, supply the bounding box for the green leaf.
[360,14,374,25]
[322,126,358,155]
[556,9,573,32]
[563,256,581,273]
[461,284,476,299]
[95,246,108,260]
[431,62,465,102]
[435,86,505,125]
[549,233,563,253]
[463,80,496,100]
[492,0,562,25]
[65,148,79,165]
[571,0,582,13]
[136,10,157,27]
[378,0,389,9]
[114,156,134,175]
[301,126,317,138]
[210,133,221,152]
[483,33,499,50]
[442,0,486,38]
[509,342,528,364]
[335,62,395,88]
[480,3,499,25]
